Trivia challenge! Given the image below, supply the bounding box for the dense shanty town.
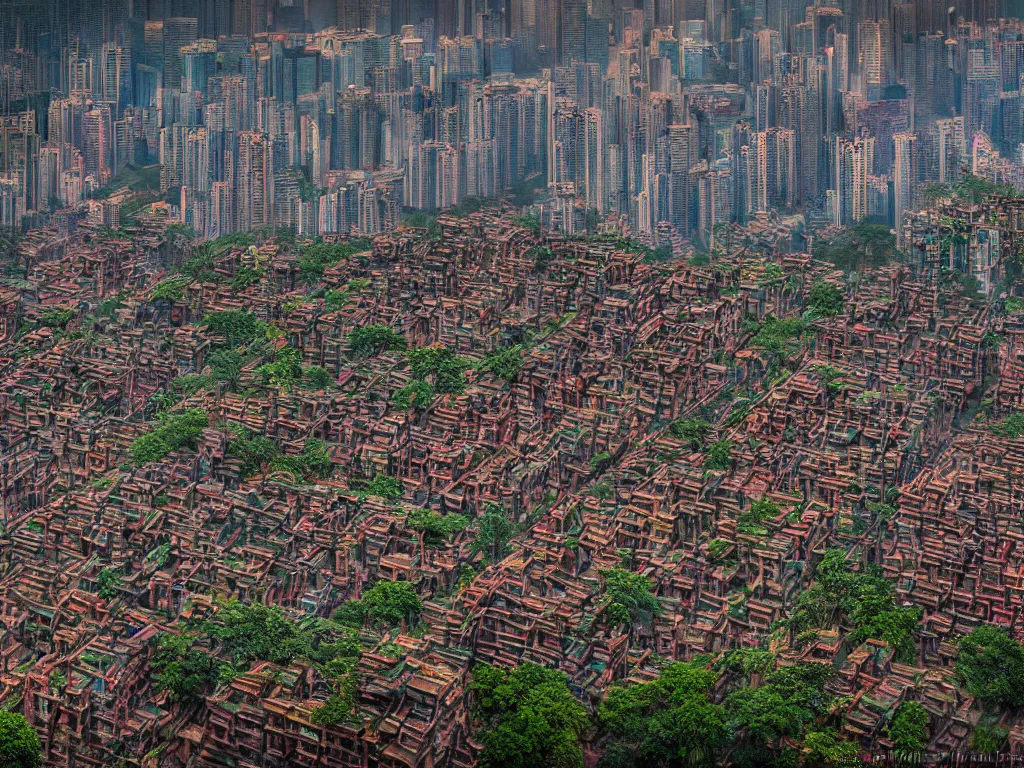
[0,177,1023,768]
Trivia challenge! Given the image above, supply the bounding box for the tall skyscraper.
[237,131,274,230]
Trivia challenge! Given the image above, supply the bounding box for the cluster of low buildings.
[2,199,1024,765]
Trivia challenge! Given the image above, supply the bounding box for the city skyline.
[1,0,1024,252]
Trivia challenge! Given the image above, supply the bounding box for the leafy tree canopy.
[151,633,221,705]
[471,662,589,768]
[994,410,1024,439]
[600,568,661,631]
[130,409,209,466]
[470,505,522,562]
[955,625,1024,710]
[408,345,472,394]
[669,417,711,450]
[349,324,407,358]
[0,712,41,768]
[887,701,929,752]
[597,661,729,768]
[406,509,469,548]
[361,580,422,628]
[480,346,524,383]
[808,281,845,318]
[726,662,835,749]
[789,550,922,663]
[813,224,900,272]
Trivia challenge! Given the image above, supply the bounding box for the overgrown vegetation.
[955,625,1024,710]
[407,345,472,395]
[349,324,407,358]
[479,346,524,383]
[807,281,845,318]
[334,580,422,630]
[668,417,711,450]
[704,440,734,471]
[789,549,922,662]
[406,509,469,548]
[599,568,661,633]
[887,701,929,753]
[470,505,522,562]
[993,410,1024,439]
[471,662,589,768]
[131,409,209,466]
[228,435,333,481]
[298,238,373,283]
[598,661,728,768]
[0,711,42,768]
[813,223,901,272]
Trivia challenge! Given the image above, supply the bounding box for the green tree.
[208,348,245,389]
[228,434,281,479]
[349,324,407,358]
[0,711,42,768]
[302,366,334,390]
[994,410,1024,439]
[807,281,845,318]
[332,600,369,629]
[230,266,262,292]
[151,275,191,302]
[39,308,74,328]
[726,663,835,752]
[790,549,921,663]
[276,438,333,480]
[471,662,589,768]
[362,474,404,501]
[887,701,929,752]
[480,346,524,383]
[256,346,304,390]
[151,633,220,705]
[393,380,435,410]
[669,418,711,450]
[971,722,1009,753]
[704,440,734,471]
[361,580,422,628]
[408,345,472,394]
[597,661,729,768]
[813,224,900,272]
[406,509,469,548]
[751,316,807,363]
[298,240,371,282]
[802,729,858,765]
[600,568,661,633]
[130,409,209,466]
[96,567,123,600]
[956,625,1024,710]
[310,686,358,727]
[203,311,266,347]
[209,601,305,665]
[471,506,522,562]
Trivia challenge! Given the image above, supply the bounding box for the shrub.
[349,324,407,358]
[669,417,711,450]
[704,440,733,471]
[131,409,209,466]
[471,663,588,768]
[887,701,929,752]
[480,346,524,382]
[362,580,422,628]
[808,281,845,317]
[994,410,1024,439]
[408,345,471,394]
